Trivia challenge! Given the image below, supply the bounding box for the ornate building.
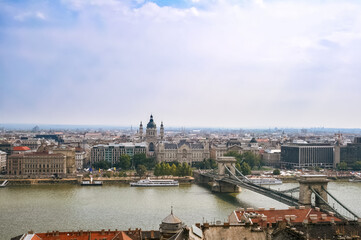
[157,140,210,164]
[145,115,157,154]
[138,115,210,163]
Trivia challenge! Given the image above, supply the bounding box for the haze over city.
[1,0,361,128]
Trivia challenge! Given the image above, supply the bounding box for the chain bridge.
[193,156,359,221]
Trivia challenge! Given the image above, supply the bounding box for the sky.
[1,0,361,129]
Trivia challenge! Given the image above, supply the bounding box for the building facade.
[75,150,86,170]
[210,138,260,160]
[157,141,210,164]
[52,147,76,174]
[0,150,6,172]
[91,143,147,165]
[262,149,281,167]
[0,142,13,155]
[7,152,66,176]
[339,137,361,166]
[20,138,41,151]
[281,144,334,168]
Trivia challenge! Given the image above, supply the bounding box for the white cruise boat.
[248,177,282,185]
[81,177,103,186]
[130,178,179,187]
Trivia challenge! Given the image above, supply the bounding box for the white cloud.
[2,0,361,128]
[14,11,46,21]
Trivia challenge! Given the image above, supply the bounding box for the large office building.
[339,137,361,166]
[281,144,334,168]
[0,142,13,155]
[7,152,66,176]
[90,143,147,165]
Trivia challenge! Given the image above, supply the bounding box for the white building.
[75,150,86,170]
[0,150,6,172]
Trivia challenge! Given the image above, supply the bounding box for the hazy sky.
[1,0,361,128]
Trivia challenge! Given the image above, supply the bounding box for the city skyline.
[1,0,361,128]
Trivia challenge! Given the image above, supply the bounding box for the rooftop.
[13,146,31,151]
[33,230,132,240]
[233,207,342,227]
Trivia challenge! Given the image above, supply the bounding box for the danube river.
[0,182,360,239]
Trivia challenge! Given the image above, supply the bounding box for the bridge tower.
[298,175,329,208]
[210,157,241,193]
[217,156,237,176]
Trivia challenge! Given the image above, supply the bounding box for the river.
[0,181,360,239]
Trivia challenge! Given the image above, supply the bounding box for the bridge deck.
[200,172,299,206]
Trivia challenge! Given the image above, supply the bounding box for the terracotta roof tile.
[13,146,31,151]
[234,208,342,227]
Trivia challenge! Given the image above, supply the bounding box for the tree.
[92,160,111,170]
[118,154,131,170]
[154,163,161,176]
[225,151,263,170]
[132,153,157,170]
[132,153,146,168]
[136,164,147,177]
[273,169,281,175]
[337,162,348,170]
[352,161,361,171]
[240,162,252,175]
[170,164,177,176]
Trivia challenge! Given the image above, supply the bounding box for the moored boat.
[130,178,179,187]
[248,177,282,185]
[81,177,103,186]
[0,180,9,188]
[349,178,361,182]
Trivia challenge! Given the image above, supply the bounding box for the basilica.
[139,115,210,163]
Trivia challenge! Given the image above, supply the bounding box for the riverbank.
[2,176,194,186]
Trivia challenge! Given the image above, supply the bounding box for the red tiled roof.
[36,230,132,240]
[13,146,31,151]
[234,208,342,227]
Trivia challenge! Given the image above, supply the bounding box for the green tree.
[225,151,263,170]
[154,163,161,176]
[273,169,281,175]
[352,161,361,171]
[170,164,177,176]
[240,162,252,175]
[132,153,157,170]
[118,154,131,170]
[235,162,241,172]
[337,162,348,170]
[136,164,147,177]
[92,161,111,170]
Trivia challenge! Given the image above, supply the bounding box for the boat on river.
[248,177,282,185]
[130,178,179,187]
[0,180,9,188]
[81,177,103,186]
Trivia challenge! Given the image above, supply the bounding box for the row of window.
[24,169,64,173]
[24,164,64,168]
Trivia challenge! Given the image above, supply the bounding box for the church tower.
[146,115,157,153]
[160,122,164,141]
[139,121,143,141]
